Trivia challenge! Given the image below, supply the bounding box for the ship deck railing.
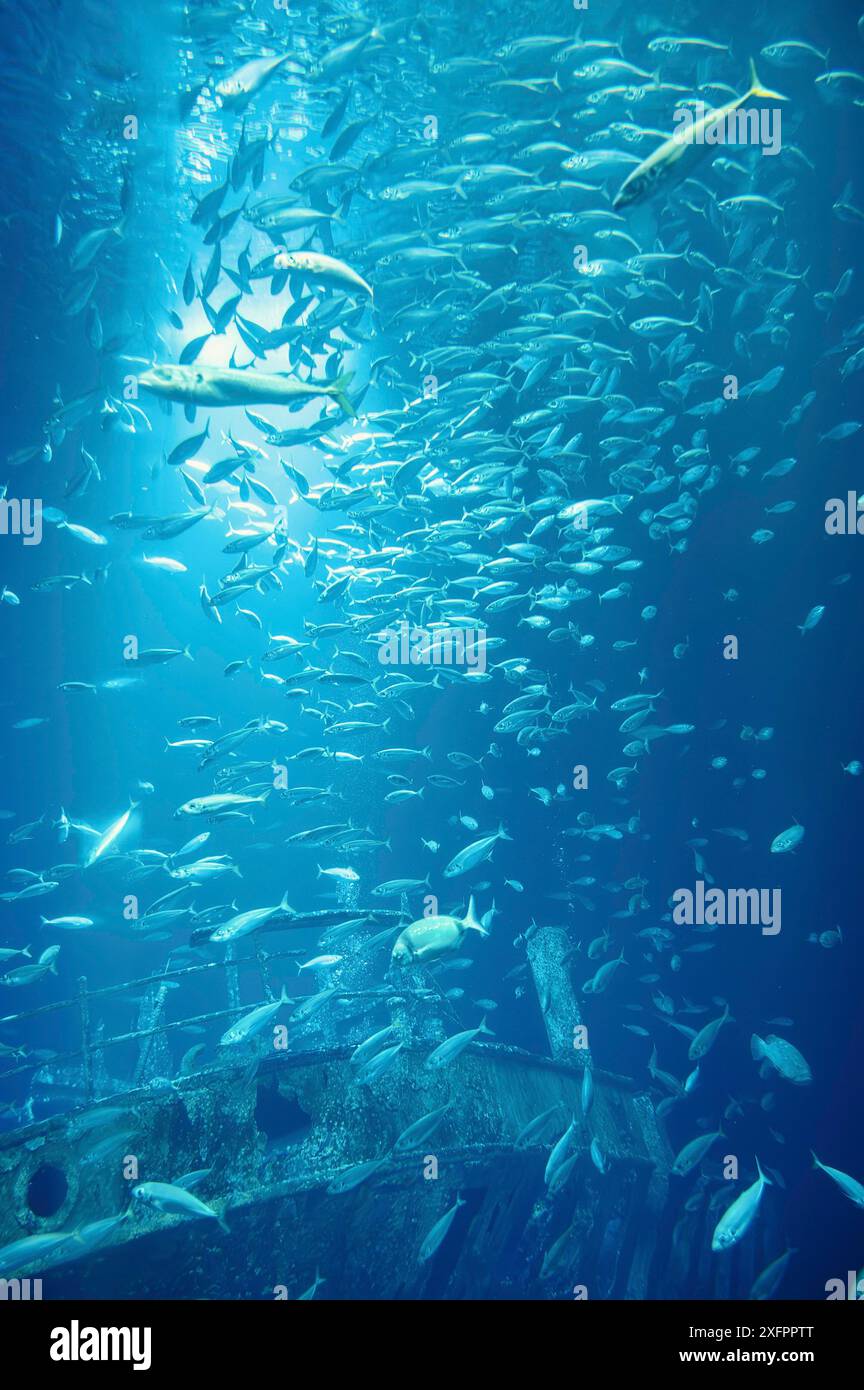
[0,942,315,1095]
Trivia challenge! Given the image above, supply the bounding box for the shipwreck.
[0,916,772,1299]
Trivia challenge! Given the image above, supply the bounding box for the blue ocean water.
[0,0,862,1302]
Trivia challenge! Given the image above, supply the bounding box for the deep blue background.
[0,0,862,1300]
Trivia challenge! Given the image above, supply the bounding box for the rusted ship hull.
[0,1043,673,1300]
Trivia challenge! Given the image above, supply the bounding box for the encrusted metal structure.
[0,922,703,1300]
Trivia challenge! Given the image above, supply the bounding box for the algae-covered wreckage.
[0,917,761,1299]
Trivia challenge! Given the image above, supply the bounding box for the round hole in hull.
[27,1163,68,1218]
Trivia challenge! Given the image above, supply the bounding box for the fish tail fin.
[183,644,194,660]
[479,1014,495,1036]
[218,1211,231,1235]
[755,1155,772,1184]
[330,370,356,417]
[747,59,788,102]
[464,895,489,936]
[23,945,32,957]
[497,821,513,841]
[278,891,294,915]
[811,1149,822,1171]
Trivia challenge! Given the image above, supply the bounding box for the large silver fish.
[139,363,355,414]
[711,1158,771,1251]
[613,61,787,210]
[391,895,488,965]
